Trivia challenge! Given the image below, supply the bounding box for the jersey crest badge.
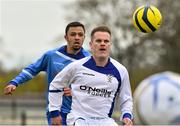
[106,74,113,83]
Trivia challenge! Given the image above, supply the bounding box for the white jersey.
[49,56,133,124]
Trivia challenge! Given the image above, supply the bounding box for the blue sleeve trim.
[123,113,132,120]
[49,89,63,93]
[50,110,60,118]
[9,81,18,87]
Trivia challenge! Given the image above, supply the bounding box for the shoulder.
[110,58,129,75]
[72,56,91,65]
[81,48,91,56]
[67,56,91,69]
[63,57,91,72]
[43,48,59,56]
[110,58,126,69]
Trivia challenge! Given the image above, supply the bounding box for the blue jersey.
[9,45,90,113]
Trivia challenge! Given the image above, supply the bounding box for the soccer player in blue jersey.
[49,26,133,126]
[3,21,90,125]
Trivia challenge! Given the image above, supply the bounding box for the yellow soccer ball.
[133,5,162,33]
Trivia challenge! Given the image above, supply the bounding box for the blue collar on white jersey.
[58,45,86,60]
[83,56,121,83]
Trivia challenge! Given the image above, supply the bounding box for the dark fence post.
[21,110,26,126]
[11,99,17,120]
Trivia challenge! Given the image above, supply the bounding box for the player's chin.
[73,45,81,50]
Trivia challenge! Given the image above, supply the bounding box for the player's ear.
[89,41,93,49]
[89,41,92,46]
[64,35,67,40]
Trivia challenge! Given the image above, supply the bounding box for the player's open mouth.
[74,42,80,45]
[99,49,106,51]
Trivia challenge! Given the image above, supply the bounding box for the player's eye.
[95,39,102,43]
[78,33,84,37]
[70,33,76,36]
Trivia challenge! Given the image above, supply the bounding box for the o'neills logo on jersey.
[80,85,112,98]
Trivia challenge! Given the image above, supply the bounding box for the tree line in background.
[0,0,179,94]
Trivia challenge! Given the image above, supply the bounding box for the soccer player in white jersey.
[49,26,133,126]
[3,22,90,125]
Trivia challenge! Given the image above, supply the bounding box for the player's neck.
[66,47,80,55]
[93,56,108,67]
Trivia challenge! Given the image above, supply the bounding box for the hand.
[51,116,62,126]
[122,118,133,126]
[63,87,72,96]
[4,84,16,95]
